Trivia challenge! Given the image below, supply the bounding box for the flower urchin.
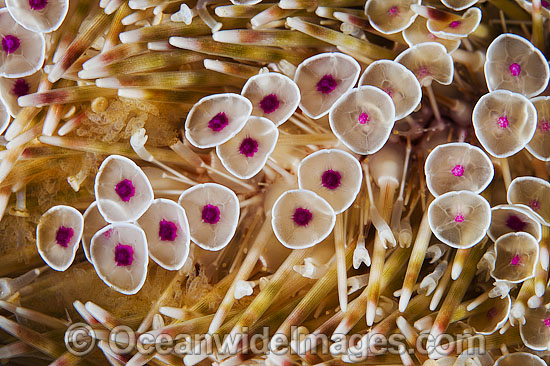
[2,1,550,365]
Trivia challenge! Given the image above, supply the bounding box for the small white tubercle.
[0,267,45,300]
[293,258,329,279]
[234,280,255,300]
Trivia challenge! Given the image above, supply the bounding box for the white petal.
[36,205,83,271]
[241,72,300,126]
[94,155,154,223]
[185,93,252,148]
[178,183,240,251]
[272,189,336,249]
[90,223,148,295]
[137,198,190,271]
[294,52,360,119]
[82,201,108,262]
[216,116,279,179]
[298,149,362,214]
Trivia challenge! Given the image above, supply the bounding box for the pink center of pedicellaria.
[506,215,526,232]
[417,66,430,79]
[388,6,399,16]
[202,204,220,224]
[510,254,521,266]
[486,307,498,319]
[497,116,509,129]
[12,79,30,97]
[509,63,521,77]
[158,219,178,241]
[543,0,550,8]
[293,207,313,227]
[259,94,280,114]
[55,226,74,247]
[539,120,550,132]
[358,112,370,125]
[316,74,337,94]
[208,112,229,132]
[321,169,342,190]
[454,213,465,223]
[384,88,393,97]
[530,199,540,211]
[451,164,465,177]
[103,228,113,239]
[544,318,550,327]
[449,20,461,28]
[114,244,134,266]
[2,35,20,55]
[239,137,259,158]
[115,179,135,202]
[29,0,48,10]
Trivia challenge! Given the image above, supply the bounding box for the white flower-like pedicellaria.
[178,183,240,251]
[0,8,45,78]
[138,198,190,271]
[241,72,300,126]
[272,189,336,249]
[90,223,149,295]
[216,116,279,179]
[36,205,83,271]
[294,52,360,119]
[94,155,154,223]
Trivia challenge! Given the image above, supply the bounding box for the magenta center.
[115,179,135,202]
[544,318,550,328]
[114,244,134,266]
[12,79,30,97]
[103,228,113,239]
[158,219,178,241]
[383,88,393,97]
[543,0,550,8]
[539,120,550,132]
[292,207,313,227]
[29,0,48,10]
[449,20,461,28]
[510,254,521,266]
[486,307,497,319]
[316,74,337,94]
[530,199,540,211]
[321,169,342,190]
[454,213,465,223]
[239,137,259,158]
[505,214,526,232]
[509,63,521,77]
[358,112,370,125]
[208,112,229,132]
[55,226,74,247]
[451,164,465,177]
[417,66,430,78]
[387,6,399,16]
[259,94,280,114]
[2,35,20,54]
[497,116,509,128]
[202,204,220,224]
